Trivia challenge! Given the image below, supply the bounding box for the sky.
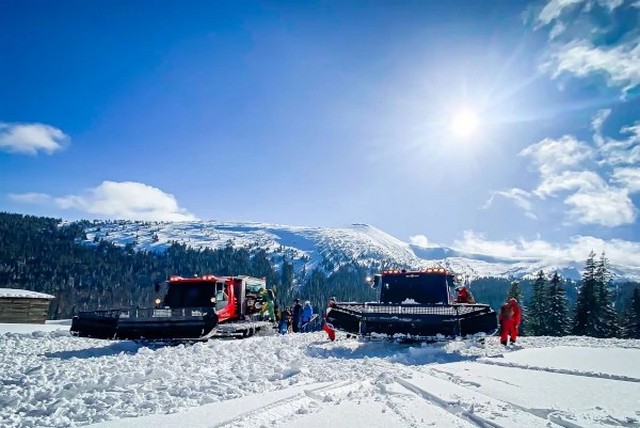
[1,0,640,258]
[2,321,640,428]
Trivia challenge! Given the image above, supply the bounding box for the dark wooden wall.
[0,298,51,323]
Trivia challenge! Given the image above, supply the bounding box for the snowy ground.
[1,322,639,428]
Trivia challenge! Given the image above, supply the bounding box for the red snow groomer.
[325,269,498,341]
[70,275,276,342]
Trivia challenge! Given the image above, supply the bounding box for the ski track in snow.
[474,359,640,383]
[1,325,640,428]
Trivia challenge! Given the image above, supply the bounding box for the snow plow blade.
[70,307,218,341]
[326,303,498,339]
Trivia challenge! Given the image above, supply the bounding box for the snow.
[1,323,639,428]
[0,288,55,299]
[82,220,640,281]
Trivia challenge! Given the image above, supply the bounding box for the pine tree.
[621,288,640,339]
[595,252,620,337]
[506,280,527,335]
[546,272,570,336]
[573,251,599,336]
[507,280,524,303]
[527,270,549,336]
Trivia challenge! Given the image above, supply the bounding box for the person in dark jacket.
[292,299,303,333]
[279,306,292,334]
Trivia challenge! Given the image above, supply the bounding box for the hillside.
[85,220,639,281]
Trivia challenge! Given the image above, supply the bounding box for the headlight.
[155,298,161,305]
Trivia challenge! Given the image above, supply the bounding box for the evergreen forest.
[1,212,638,338]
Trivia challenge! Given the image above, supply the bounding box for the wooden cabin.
[0,288,55,324]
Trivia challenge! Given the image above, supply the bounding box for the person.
[499,298,521,346]
[292,298,303,333]
[259,288,275,322]
[323,296,337,341]
[279,306,292,334]
[301,300,314,332]
[455,286,475,304]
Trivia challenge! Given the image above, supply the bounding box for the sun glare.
[450,108,480,139]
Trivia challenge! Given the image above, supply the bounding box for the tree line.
[500,252,640,339]
[0,212,638,338]
[0,213,373,319]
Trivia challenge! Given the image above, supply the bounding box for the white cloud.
[537,0,586,27]
[409,234,430,248]
[596,122,640,166]
[534,170,606,197]
[532,171,635,226]
[8,192,52,204]
[535,0,640,95]
[545,40,640,95]
[520,135,593,176]
[0,122,68,155]
[454,230,568,261]
[482,188,537,220]
[564,187,636,226]
[591,109,611,136]
[11,181,197,221]
[453,229,640,268]
[611,167,640,192]
[490,114,640,228]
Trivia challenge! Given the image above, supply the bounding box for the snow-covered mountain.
[82,220,639,281]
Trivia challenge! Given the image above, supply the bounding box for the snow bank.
[0,288,55,299]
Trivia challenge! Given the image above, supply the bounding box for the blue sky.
[1,0,640,261]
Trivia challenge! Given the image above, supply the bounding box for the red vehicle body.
[71,274,275,341]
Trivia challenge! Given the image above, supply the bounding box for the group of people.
[277,299,315,334]
[263,286,522,345]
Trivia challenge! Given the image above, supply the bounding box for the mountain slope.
[84,220,640,281]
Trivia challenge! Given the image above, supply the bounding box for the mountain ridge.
[83,219,640,281]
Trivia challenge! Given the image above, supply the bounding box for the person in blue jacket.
[301,301,314,332]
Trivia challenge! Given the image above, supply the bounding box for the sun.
[450,108,480,139]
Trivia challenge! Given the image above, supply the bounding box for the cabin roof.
[0,288,55,300]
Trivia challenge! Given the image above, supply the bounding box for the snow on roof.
[0,288,55,299]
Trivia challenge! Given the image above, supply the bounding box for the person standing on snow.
[292,299,303,332]
[258,288,276,322]
[323,297,337,341]
[499,298,521,346]
[301,301,314,332]
[279,306,292,334]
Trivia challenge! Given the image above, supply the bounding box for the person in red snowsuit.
[323,297,337,341]
[499,298,521,345]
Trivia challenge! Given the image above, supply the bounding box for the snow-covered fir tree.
[507,280,524,303]
[527,270,548,336]
[546,272,570,336]
[573,251,599,336]
[573,251,620,338]
[594,252,620,337]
